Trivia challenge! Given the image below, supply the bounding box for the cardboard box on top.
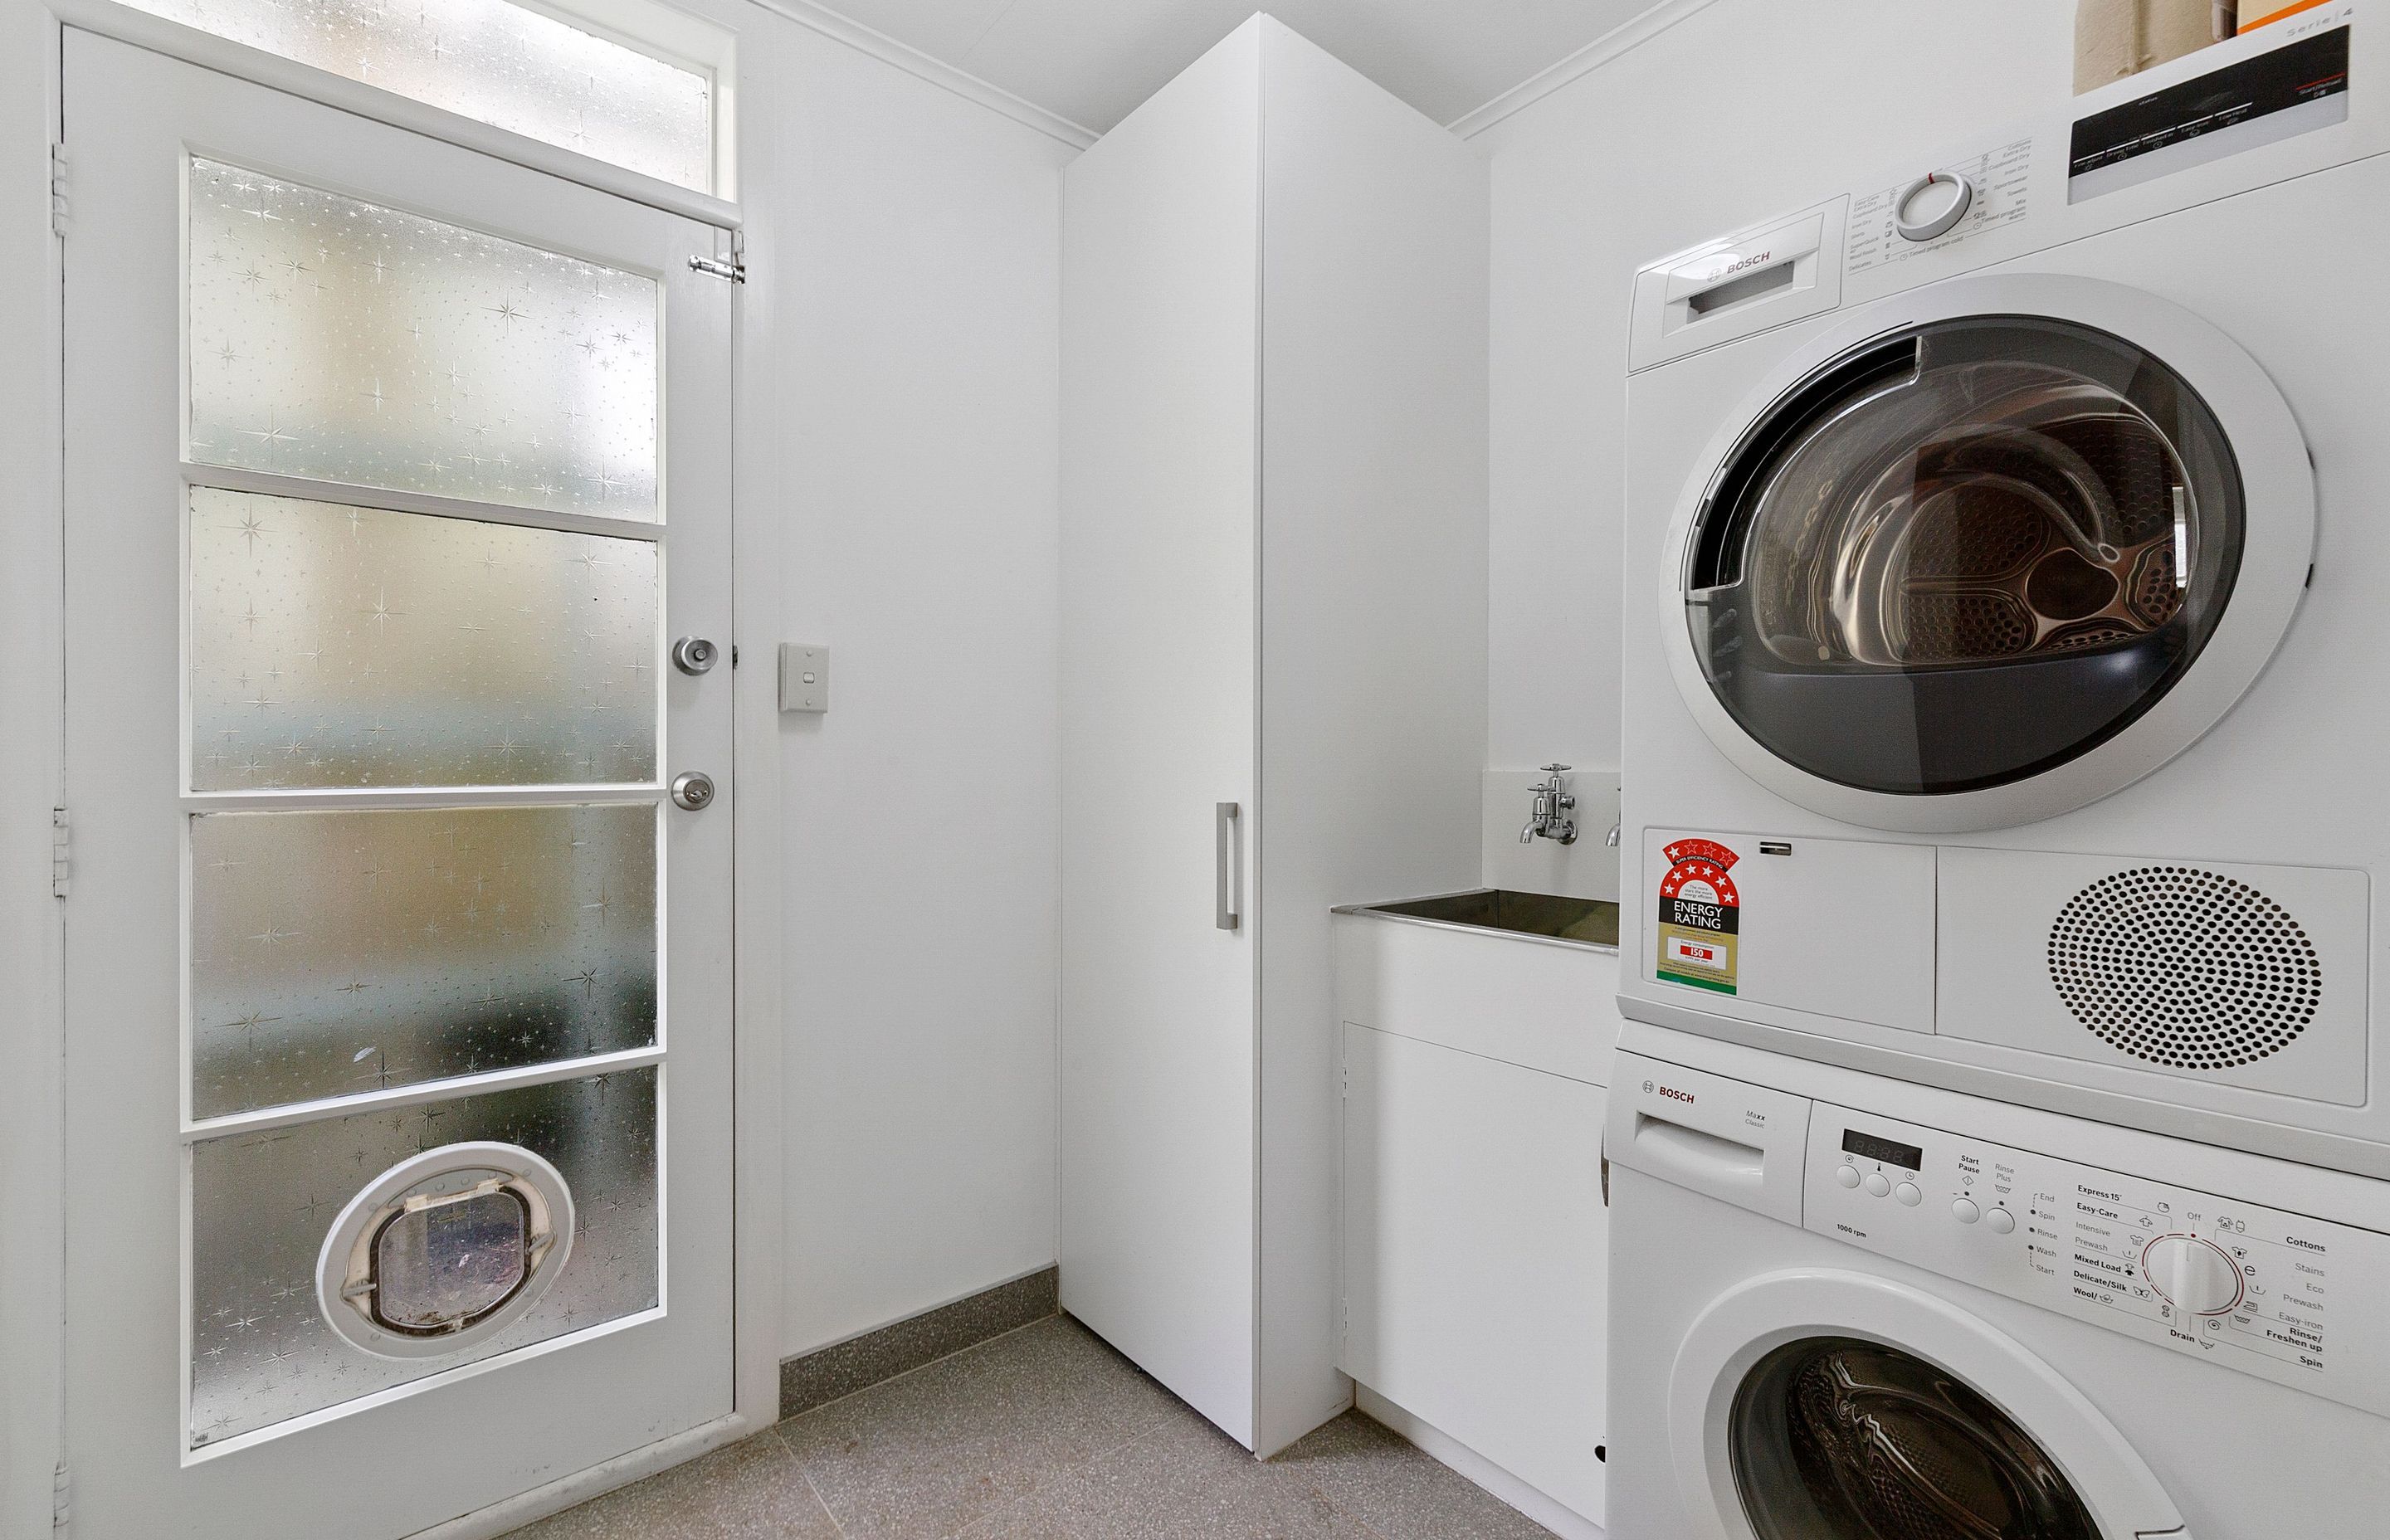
[2075,0,2238,94]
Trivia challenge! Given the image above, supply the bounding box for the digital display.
[2069,24,2349,202]
[1843,1129,1924,1171]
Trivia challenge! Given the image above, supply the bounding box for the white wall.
[1479,0,2069,773]
[757,19,1073,1357]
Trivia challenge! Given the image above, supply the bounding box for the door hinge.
[51,807,71,899]
[51,1462,70,1535]
[50,144,68,238]
[690,229,746,284]
[690,230,745,285]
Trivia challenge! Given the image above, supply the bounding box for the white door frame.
[0,4,785,1536]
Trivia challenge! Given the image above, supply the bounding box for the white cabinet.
[1336,913,1617,1530]
[1059,17,1487,1456]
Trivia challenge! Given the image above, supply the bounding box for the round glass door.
[1729,1337,2100,1540]
[1683,315,2243,796]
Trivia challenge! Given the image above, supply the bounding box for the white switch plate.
[779,643,829,713]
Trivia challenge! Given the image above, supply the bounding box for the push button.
[1864,1172,1892,1198]
[1835,1165,1862,1189]
[1895,1182,1922,1207]
[1953,1197,1981,1224]
[1986,1208,2017,1235]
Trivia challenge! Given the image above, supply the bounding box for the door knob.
[671,636,719,675]
[670,771,716,811]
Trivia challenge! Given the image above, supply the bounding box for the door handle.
[1215,802,1241,932]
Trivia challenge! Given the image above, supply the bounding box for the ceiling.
[821,0,1671,134]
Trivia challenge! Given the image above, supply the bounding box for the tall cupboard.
[1058,15,1490,1456]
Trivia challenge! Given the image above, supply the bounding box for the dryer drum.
[1685,315,2244,796]
[1729,1338,2098,1540]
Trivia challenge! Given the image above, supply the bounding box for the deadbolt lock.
[670,771,716,811]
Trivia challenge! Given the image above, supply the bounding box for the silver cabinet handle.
[1215,802,1241,932]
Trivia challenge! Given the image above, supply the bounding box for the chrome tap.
[1519,764,1578,846]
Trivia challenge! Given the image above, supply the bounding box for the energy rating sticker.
[1656,837,1740,995]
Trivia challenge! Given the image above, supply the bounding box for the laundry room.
[1,1,2379,1538]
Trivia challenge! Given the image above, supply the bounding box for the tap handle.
[1539,763,1572,777]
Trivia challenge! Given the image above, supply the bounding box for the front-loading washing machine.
[1618,4,2390,1176]
[1606,1021,2390,1539]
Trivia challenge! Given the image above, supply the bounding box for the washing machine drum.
[1684,314,2243,797]
[1729,1337,2099,1540]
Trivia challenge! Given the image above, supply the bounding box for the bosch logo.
[1658,1085,1696,1104]
[1719,249,1773,278]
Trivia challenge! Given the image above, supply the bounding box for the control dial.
[2142,1233,2243,1315]
[1894,171,1974,242]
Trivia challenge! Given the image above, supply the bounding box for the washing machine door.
[1670,1271,2188,1540]
[1662,273,2312,833]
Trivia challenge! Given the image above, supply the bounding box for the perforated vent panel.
[2047,867,2322,1070]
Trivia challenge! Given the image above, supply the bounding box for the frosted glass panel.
[129,0,713,191]
[189,1069,659,1447]
[188,159,659,519]
[188,489,659,791]
[191,803,656,1118]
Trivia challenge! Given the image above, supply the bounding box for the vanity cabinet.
[1058,17,1487,1455]
[1335,909,1620,1532]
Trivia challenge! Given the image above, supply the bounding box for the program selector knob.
[2144,1234,2242,1314]
[1894,171,1974,241]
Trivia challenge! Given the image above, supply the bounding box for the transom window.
[123,0,726,192]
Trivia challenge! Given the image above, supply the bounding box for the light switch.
[779,643,829,713]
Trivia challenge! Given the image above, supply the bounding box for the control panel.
[1846,137,2032,276]
[1804,1105,2390,1420]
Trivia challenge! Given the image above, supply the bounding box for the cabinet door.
[1341,1025,1607,1525]
[1057,22,1262,1445]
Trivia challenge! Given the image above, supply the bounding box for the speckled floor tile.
[978,1313,1188,1464]
[958,1411,1376,1540]
[500,1317,1565,1540]
[501,1429,840,1539]
[1271,1411,1557,1540]
[782,1268,1060,1417]
[778,1316,1180,1540]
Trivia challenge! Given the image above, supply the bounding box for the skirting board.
[779,1265,1060,1418]
[407,1412,754,1539]
[1354,1384,1605,1540]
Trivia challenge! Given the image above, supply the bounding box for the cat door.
[318,1141,575,1359]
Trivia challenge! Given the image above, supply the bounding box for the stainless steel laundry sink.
[1354,889,1619,948]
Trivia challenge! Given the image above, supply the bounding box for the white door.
[60,27,735,1538]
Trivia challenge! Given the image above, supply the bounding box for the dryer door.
[1662,274,2312,833]
[1670,1270,2185,1540]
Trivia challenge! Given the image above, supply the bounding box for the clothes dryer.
[1621,5,2390,1175]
